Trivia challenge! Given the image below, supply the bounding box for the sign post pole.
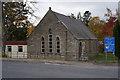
[105,37,115,63]
[105,51,107,63]
[113,51,115,63]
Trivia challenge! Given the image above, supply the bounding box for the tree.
[69,11,92,26]
[88,17,106,41]
[102,8,118,37]
[104,8,112,17]
[88,17,106,52]
[102,17,117,37]
[2,2,34,56]
[113,20,120,58]
[105,8,118,18]
[27,25,35,36]
[3,2,30,41]
[70,13,76,19]
[77,12,82,20]
[82,11,92,26]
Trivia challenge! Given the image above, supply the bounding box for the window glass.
[8,46,12,52]
[18,46,23,52]
[41,37,45,53]
[49,29,52,34]
[49,49,52,52]
[56,37,60,53]
[48,29,52,53]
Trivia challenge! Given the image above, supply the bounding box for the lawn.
[89,53,118,62]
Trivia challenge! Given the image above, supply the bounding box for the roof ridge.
[52,11,68,17]
[52,10,84,23]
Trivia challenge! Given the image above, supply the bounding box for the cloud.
[27,2,118,26]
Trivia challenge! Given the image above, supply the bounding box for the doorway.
[78,42,82,59]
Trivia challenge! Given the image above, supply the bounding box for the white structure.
[5,41,27,58]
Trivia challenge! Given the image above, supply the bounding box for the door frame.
[78,42,82,59]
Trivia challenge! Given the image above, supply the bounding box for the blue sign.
[105,37,115,52]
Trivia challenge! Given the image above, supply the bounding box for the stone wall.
[27,10,77,60]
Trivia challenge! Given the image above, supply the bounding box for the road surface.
[2,61,118,78]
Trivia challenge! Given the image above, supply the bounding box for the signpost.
[105,37,115,63]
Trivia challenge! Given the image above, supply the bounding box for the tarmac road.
[2,61,118,78]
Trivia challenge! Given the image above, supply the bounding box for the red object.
[0,41,1,45]
[6,41,27,45]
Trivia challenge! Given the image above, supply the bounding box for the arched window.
[49,28,52,34]
[48,29,52,53]
[56,37,60,53]
[41,37,45,53]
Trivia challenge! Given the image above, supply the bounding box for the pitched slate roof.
[53,11,98,40]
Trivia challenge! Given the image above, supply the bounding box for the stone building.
[27,7,99,60]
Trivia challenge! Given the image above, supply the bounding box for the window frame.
[18,46,23,52]
[48,29,52,53]
[56,37,60,53]
[48,34,52,53]
[41,37,45,53]
[7,46,12,52]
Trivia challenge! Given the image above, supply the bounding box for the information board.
[105,37,115,52]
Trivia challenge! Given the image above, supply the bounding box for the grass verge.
[89,53,119,63]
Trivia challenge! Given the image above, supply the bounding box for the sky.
[25,0,119,26]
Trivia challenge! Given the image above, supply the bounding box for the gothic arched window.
[49,28,52,34]
[41,37,45,53]
[56,37,60,53]
[48,29,52,53]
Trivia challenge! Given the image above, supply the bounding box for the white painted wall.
[5,45,27,58]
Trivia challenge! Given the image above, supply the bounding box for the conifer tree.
[113,20,120,59]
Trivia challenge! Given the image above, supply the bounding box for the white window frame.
[18,46,23,52]
[7,46,12,52]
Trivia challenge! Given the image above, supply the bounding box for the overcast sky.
[26,0,119,26]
